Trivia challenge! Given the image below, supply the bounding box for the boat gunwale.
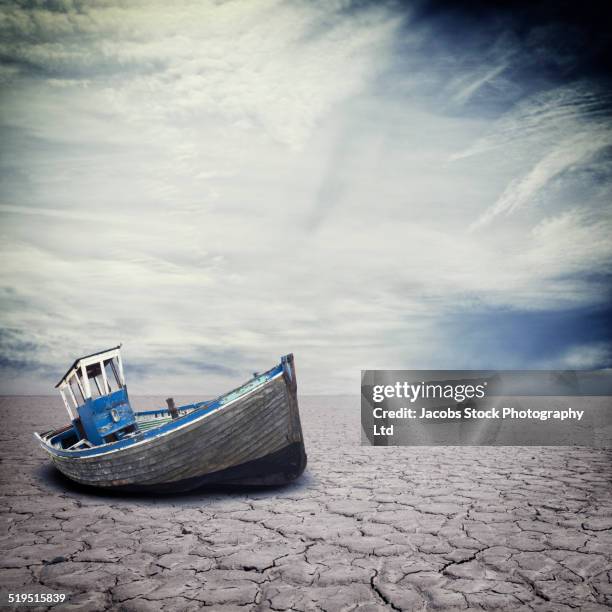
[35,365,285,460]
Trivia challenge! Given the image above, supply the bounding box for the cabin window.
[109,358,123,389]
[102,360,115,392]
[82,361,115,398]
[107,358,123,389]
[69,378,85,405]
[75,370,87,398]
[90,373,104,398]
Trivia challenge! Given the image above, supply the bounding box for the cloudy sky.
[1,0,611,395]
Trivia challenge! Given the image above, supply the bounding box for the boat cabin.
[55,346,138,448]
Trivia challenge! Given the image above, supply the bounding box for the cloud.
[452,84,612,160]
[471,129,612,228]
[557,343,612,369]
[0,0,400,150]
[0,1,611,394]
[525,208,612,276]
[450,63,508,106]
[0,203,110,222]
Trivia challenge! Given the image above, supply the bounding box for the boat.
[34,346,307,492]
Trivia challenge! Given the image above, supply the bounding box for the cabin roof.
[56,345,122,388]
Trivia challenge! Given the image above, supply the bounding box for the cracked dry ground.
[1,396,611,611]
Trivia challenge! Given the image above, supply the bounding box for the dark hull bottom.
[87,441,307,493]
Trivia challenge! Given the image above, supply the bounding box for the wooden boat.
[34,347,307,492]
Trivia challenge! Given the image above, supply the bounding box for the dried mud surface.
[1,395,611,611]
